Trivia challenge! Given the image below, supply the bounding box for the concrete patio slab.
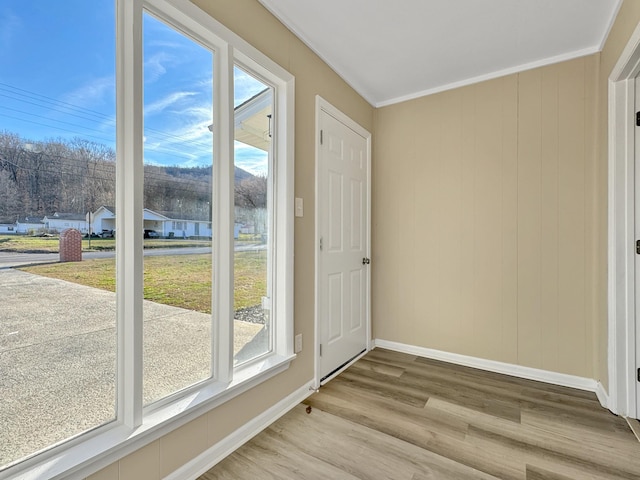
[0,268,264,467]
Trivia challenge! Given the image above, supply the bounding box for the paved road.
[0,244,265,269]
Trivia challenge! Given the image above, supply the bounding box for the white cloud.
[144,91,197,116]
[143,97,213,167]
[61,75,115,109]
[144,52,172,83]
[234,68,269,106]
[0,9,20,53]
[145,39,183,50]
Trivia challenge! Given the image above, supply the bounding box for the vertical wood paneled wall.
[373,55,599,378]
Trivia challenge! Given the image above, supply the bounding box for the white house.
[154,211,211,239]
[91,206,116,234]
[142,208,170,235]
[15,216,45,235]
[89,206,212,239]
[0,223,16,234]
[43,213,89,234]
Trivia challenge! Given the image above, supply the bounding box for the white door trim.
[314,95,372,387]
[608,20,640,418]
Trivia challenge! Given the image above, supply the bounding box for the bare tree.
[0,170,20,221]
[235,175,267,209]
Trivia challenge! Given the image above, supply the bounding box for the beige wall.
[87,1,374,479]
[372,0,640,387]
[373,56,601,378]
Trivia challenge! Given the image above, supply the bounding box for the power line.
[0,112,116,145]
[0,148,215,197]
[0,110,213,165]
[0,81,215,149]
[0,82,111,120]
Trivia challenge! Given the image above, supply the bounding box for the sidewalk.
[0,268,262,466]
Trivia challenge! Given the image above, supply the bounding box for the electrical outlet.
[294,333,303,353]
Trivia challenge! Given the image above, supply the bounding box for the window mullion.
[276,80,295,357]
[213,43,235,383]
[116,0,144,427]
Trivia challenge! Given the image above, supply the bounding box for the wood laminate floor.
[200,348,640,479]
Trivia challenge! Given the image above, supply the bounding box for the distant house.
[15,216,45,235]
[0,223,16,234]
[43,213,89,234]
[89,206,212,239]
[92,206,116,234]
[142,209,170,236]
[156,211,212,239]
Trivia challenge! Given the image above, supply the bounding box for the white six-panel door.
[316,98,371,382]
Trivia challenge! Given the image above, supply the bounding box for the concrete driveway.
[0,267,264,467]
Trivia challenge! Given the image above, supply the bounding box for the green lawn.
[20,251,267,313]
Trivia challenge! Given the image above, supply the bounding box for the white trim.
[163,380,315,480]
[377,46,599,107]
[316,96,372,140]
[596,381,610,409]
[314,96,373,387]
[374,340,599,395]
[215,40,235,383]
[607,19,640,419]
[117,0,145,429]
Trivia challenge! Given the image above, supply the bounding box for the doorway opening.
[608,21,640,419]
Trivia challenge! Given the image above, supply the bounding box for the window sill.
[2,354,295,480]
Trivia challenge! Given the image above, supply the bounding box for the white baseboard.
[374,339,599,394]
[164,380,316,480]
[595,381,610,410]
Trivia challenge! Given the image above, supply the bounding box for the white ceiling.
[258,0,622,107]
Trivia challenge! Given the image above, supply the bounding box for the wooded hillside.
[0,131,266,223]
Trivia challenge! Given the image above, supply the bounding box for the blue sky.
[0,1,269,174]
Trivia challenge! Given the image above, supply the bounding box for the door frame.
[608,20,640,419]
[314,95,372,387]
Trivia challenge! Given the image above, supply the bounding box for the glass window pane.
[0,0,116,467]
[142,12,214,405]
[233,67,273,366]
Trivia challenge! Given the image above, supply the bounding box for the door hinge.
[320,129,323,145]
[636,111,640,127]
[637,367,640,382]
[636,240,640,255]
[319,344,322,357]
[320,237,323,251]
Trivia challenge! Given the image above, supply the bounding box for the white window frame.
[1,1,294,478]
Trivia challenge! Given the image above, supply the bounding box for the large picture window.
[0,0,294,478]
